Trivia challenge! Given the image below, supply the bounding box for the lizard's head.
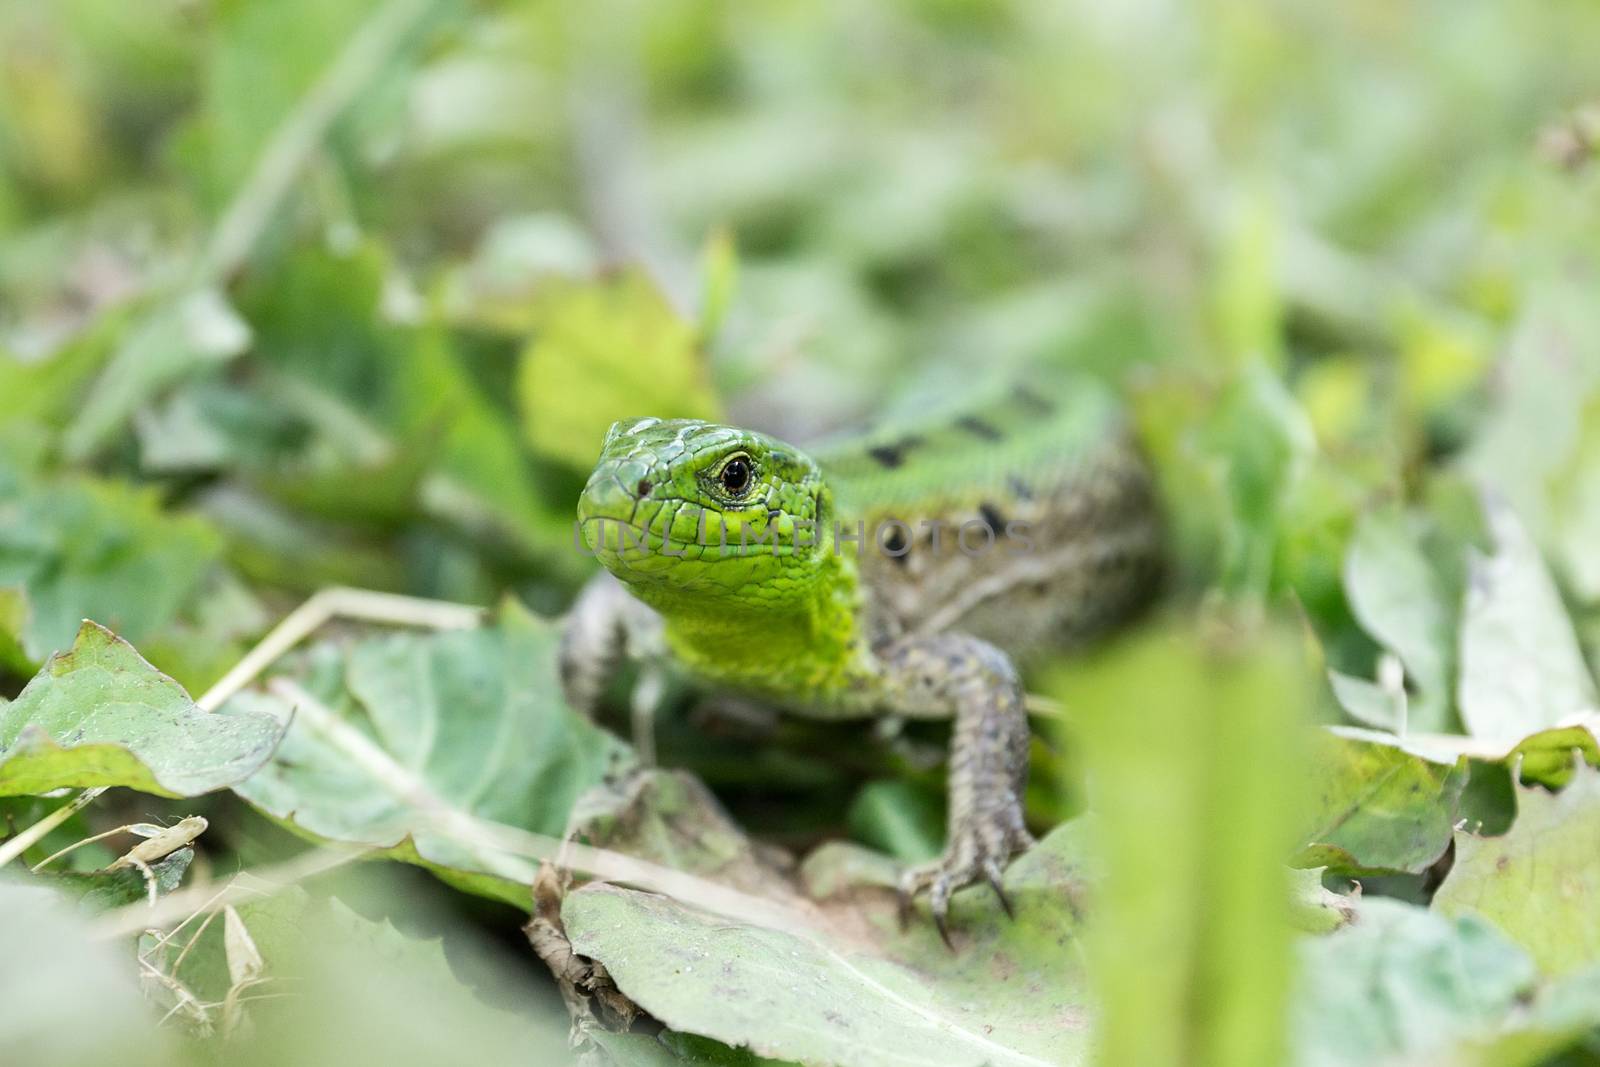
[576,418,831,610]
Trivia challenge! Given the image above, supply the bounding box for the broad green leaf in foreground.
[230,601,632,906]
[0,622,287,797]
[516,269,722,471]
[1433,763,1600,977]
[1458,496,1597,745]
[1296,731,1468,874]
[0,881,173,1067]
[142,886,568,1060]
[1289,898,1600,1067]
[564,820,1095,1067]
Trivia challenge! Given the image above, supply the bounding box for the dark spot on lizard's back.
[865,435,922,469]
[1007,475,1035,502]
[882,525,908,565]
[955,415,1004,441]
[1012,385,1053,415]
[978,502,1006,531]
[866,445,903,468]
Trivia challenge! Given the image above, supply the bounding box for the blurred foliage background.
[3,1,1600,1065]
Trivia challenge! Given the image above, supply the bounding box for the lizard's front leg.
[878,632,1036,944]
[559,571,663,718]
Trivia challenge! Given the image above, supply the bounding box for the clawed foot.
[898,806,1035,949]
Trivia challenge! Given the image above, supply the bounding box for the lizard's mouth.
[576,450,808,600]
[576,470,721,575]
[576,464,669,570]
[578,509,789,564]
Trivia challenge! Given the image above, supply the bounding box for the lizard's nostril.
[636,479,652,497]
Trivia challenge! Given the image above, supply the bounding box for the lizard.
[558,375,1162,941]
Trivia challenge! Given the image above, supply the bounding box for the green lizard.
[559,377,1161,940]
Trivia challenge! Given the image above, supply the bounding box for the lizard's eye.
[718,455,753,495]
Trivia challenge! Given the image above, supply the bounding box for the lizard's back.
[816,376,1161,659]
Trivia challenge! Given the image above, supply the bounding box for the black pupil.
[720,458,751,494]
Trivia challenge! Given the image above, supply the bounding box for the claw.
[932,908,953,951]
[983,858,1014,919]
[897,814,1032,946]
[988,876,1014,920]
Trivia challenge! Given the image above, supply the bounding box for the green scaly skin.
[560,379,1161,941]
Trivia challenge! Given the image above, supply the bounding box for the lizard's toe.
[899,809,1032,944]
[897,864,954,949]
[983,857,1014,919]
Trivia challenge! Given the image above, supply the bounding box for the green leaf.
[1201,367,1316,597]
[564,821,1096,1067]
[0,312,123,436]
[1296,731,1468,874]
[1326,668,1406,733]
[230,601,632,906]
[0,621,287,797]
[398,324,579,566]
[1287,868,1356,934]
[62,0,449,462]
[48,848,194,911]
[1327,721,1600,789]
[590,1029,801,1066]
[567,769,795,898]
[1462,288,1600,543]
[224,243,576,564]
[1475,965,1600,1065]
[143,886,568,1057]
[1051,621,1306,1067]
[1433,763,1600,977]
[0,880,175,1067]
[1459,495,1597,745]
[0,457,225,664]
[439,213,601,333]
[1291,898,1543,1067]
[199,0,387,200]
[1341,506,1456,732]
[845,779,943,864]
[62,287,251,462]
[516,270,722,471]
